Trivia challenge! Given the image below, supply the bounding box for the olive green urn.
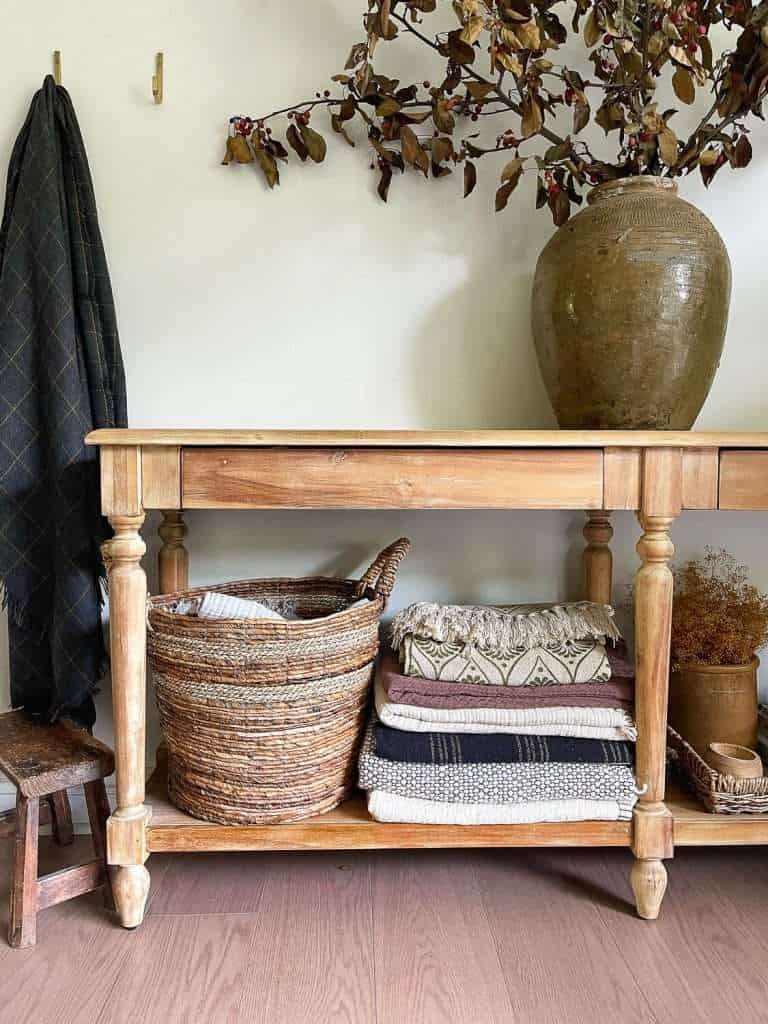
[531,177,731,429]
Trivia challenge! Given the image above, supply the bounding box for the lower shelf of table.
[145,769,632,852]
[144,770,768,854]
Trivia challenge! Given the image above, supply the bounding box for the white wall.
[2,1,768,818]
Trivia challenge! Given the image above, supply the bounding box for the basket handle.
[354,537,411,605]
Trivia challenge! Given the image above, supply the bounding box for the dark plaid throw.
[0,77,127,726]
[374,723,635,766]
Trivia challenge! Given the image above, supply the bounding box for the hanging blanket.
[358,721,639,805]
[374,723,635,766]
[367,791,636,824]
[391,600,621,654]
[375,676,637,741]
[379,649,633,711]
[0,77,127,726]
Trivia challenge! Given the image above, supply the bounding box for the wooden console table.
[86,429,768,929]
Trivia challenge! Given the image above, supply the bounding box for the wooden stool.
[0,711,115,948]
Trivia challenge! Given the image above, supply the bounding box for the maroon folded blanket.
[380,648,634,712]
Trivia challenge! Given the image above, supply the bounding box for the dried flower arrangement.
[671,548,768,667]
[223,0,768,223]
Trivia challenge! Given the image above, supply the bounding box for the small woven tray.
[668,726,768,814]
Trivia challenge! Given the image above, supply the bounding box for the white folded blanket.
[374,677,637,741]
[173,591,371,621]
[367,791,635,824]
[199,592,285,620]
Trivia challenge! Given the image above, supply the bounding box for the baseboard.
[0,764,155,835]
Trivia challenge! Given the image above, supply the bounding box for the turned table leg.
[583,511,613,605]
[630,449,680,920]
[158,510,189,594]
[104,513,151,929]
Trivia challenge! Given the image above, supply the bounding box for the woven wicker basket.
[148,538,410,825]
[668,726,768,814]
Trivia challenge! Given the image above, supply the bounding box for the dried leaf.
[501,157,524,182]
[331,114,355,146]
[433,99,456,134]
[254,146,279,188]
[733,134,753,168]
[583,8,601,48]
[521,98,543,138]
[545,139,572,162]
[658,126,679,166]
[431,136,454,164]
[551,188,570,225]
[573,94,590,134]
[345,42,368,70]
[595,101,625,134]
[376,97,402,117]
[495,177,519,211]
[299,124,327,163]
[286,123,309,161]
[380,0,391,35]
[515,20,541,50]
[662,14,682,40]
[377,161,393,201]
[669,45,693,68]
[460,15,485,44]
[400,124,430,174]
[222,135,252,165]
[448,29,476,64]
[466,81,494,101]
[672,67,695,105]
[497,50,524,75]
[464,160,477,197]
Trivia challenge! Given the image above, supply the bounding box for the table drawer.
[181,448,604,510]
[719,450,768,510]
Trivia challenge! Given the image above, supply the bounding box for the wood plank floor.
[0,838,766,1024]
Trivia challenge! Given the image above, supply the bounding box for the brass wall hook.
[53,50,62,85]
[152,52,164,104]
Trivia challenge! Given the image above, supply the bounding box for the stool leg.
[84,781,115,911]
[9,794,39,948]
[48,790,74,847]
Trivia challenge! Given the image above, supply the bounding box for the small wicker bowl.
[705,743,764,779]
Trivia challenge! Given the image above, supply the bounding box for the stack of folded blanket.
[359,600,639,825]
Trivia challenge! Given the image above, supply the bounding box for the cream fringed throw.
[367,791,636,824]
[391,601,621,654]
[400,635,611,686]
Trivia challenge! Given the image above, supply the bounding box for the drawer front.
[719,450,768,510]
[181,448,604,510]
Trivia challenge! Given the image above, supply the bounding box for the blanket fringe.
[390,600,622,654]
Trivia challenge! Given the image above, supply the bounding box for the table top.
[86,429,768,449]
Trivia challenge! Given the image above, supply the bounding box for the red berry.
[548,183,561,195]
[688,40,698,52]
[423,80,431,88]
[603,33,612,43]
[324,89,331,97]
[697,23,707,33]
[639,129,650,142]
[670,11,681,23]
[471,113,479,121]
